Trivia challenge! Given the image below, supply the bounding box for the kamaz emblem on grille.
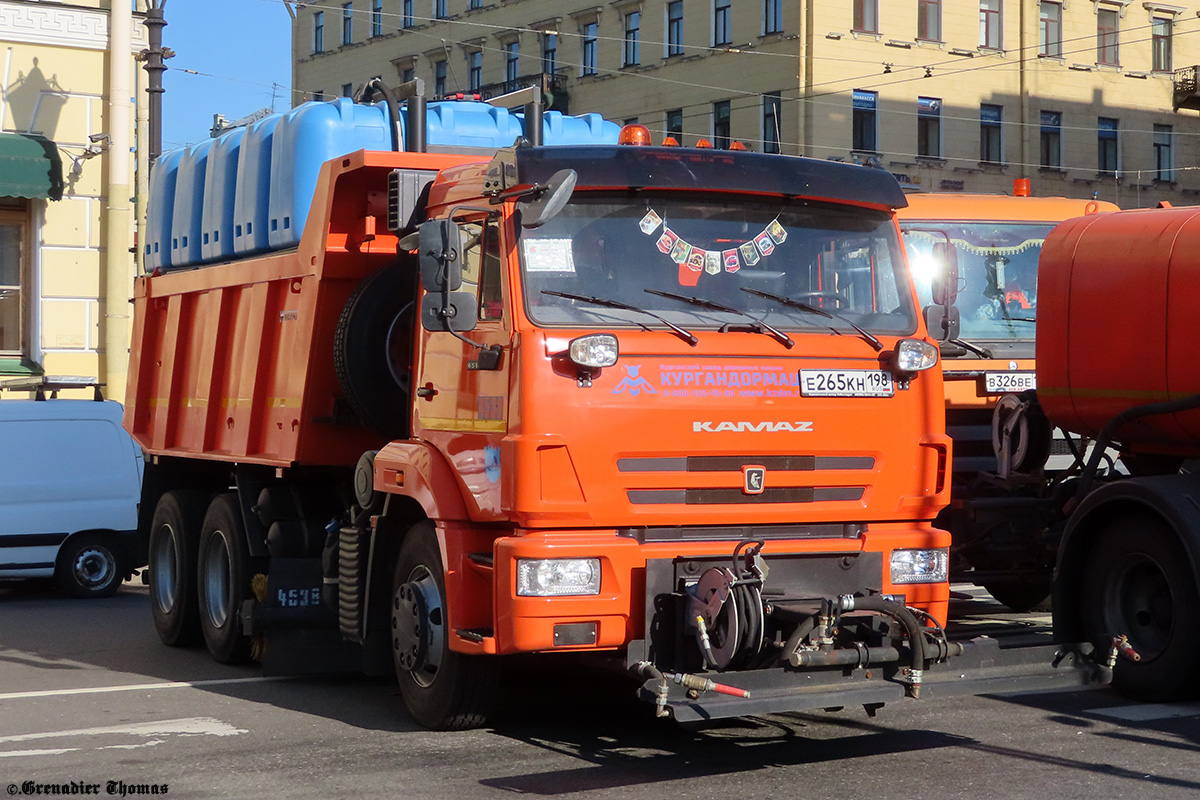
[693,421,814,432]
[743,466,766,495]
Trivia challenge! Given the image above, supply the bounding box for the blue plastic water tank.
[423,102,524,148]
[233,115,280,256]
[536,111,620,145]
[144,148,184,271]
[170,139,213,268]
[268,98,392,250]
[201,128,244,263]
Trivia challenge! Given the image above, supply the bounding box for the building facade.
[0,0,146,401]
[292,0,1200,207]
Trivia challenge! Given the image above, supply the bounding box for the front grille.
[627,487,865,505]
[618,455,875,472]
[619,523,864,543]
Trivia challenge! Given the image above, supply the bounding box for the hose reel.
[686,540,769,670]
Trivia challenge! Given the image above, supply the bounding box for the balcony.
[1172,66,1200,111]
[465,71,570,113]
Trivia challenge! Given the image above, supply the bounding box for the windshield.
[518,193,916,335]
[902,222,1053,340]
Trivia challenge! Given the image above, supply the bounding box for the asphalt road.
[1,581,1198,799]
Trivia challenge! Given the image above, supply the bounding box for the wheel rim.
[202,530,234,630]
[1103,553,1175,659]
[71,544,115,590]
[151,524,179,615]
[392,564,445,688]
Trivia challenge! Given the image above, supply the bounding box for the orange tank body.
[1038,205,1200,457]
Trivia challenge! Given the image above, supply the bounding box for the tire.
[983,579,1052,613]
[55,533,124,599]
[392,521,499,730]
[197,493,254,664]
[1081,513,1200,700]
[148,490,206,645]
[334,263,415,439]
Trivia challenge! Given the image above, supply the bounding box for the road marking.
[0,675,290,701]
[0,718,244,759]
[1089,703,1200,722]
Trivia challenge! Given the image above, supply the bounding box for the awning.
[0,133,64,201]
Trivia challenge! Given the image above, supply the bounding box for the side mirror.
[923,304,960,342]
[421,291,478,332]
[930,242,959,306]
[419,219,462,292]
[518,169,577,229]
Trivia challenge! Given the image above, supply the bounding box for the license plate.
[800,369,895,398]
[985,371,1036,393]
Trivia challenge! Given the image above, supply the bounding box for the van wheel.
[1081,513,1200,700]
[149,490,206,645]
[198,493,253,664]
[56,533,124,599]
[334,263,415,439]
[392,521,498,730]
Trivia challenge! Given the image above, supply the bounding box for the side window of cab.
[459,218,504,322]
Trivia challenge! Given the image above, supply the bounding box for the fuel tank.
[1037,206,1200,455]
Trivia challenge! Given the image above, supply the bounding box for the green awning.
[0,133,63,201]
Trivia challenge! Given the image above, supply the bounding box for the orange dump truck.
[898,191,1117,611]
[125,94,1109,730]
[1035,204,1200,700]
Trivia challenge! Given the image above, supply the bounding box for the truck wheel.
[392,521,498,730]
[55,533,124,599]
[148,490,206,645]
[1081,513,1200,700]
[335,263,415,439]
[197,493,253,664]
[982,579,1052,613]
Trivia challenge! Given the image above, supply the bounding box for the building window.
[1040,110,1061,168]
[764,0,782,34]
[435,0,446,19]
[917,0,941,41]
[313,11,325,52]
[1039,2,1061,57]
[625,11,641,66]
[505,41,519,91]
[0,209,29,360]
[980,103,1003,163]
[371,0,382,36]
[1154,124,1173,181]
[1152,17,1172,72]
[342,82,353,97]
[468,51,482,91]
[311,90,325,101]
[762,92,782,154]
[402,67,415,83]
[402,0,414,28]
[666,108,683,140]
[853,0,878,34]
[581,21,598,75]
[470,0,483,8]
[917,97,941,158]
[1098,117,1118,174]
[434,60,447,97]
[667,2,684,56]
[980,0,1002,50]
[624,116,639,125]
[713,100,731,149]
[714,0,731,46]
[542,32,557,73]
[852,90,877,152]
[342,3,353,45]
[1097,8,1119,65]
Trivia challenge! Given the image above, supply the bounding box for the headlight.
[569,334,618,368]
[894,338,939,372]
[517,558,602,596]
[890,548,948,584]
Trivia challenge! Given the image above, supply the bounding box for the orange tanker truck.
[124,86,1108,730]
[898,189,1118,611]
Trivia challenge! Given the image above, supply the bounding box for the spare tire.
[335,262,416,439]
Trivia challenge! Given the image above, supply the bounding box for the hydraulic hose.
[839,595,927,697]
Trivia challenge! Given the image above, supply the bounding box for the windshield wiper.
[739,287,883,352]
[540,290,698,346]
[946,338,993,359]
[644,289,794,349]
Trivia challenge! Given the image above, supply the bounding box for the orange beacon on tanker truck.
[125,86,1108,730]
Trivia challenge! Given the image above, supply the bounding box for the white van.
[0,380,145,598]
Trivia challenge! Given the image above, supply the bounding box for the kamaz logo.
[693,421,814,433]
